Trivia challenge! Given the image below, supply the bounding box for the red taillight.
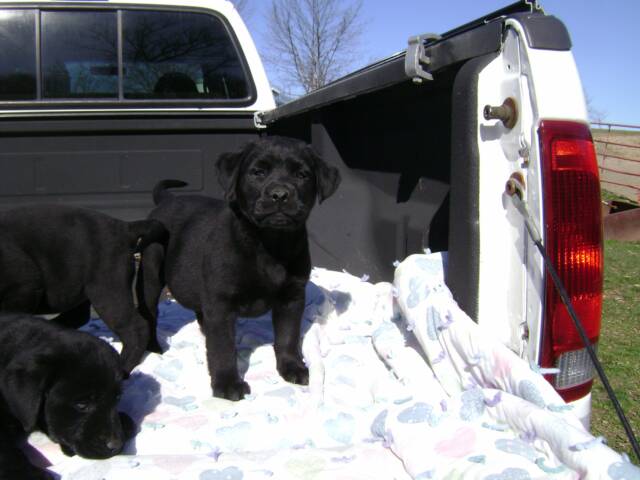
[538,120,603,402]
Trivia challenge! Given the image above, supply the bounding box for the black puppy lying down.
[137,136,341,400]
[0,205,165,373]
[0,313,134,480]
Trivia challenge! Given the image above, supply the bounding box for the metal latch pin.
[484,97,518,129]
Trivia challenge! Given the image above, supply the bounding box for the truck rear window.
[0,8,251,104]
[42,10,118,99]
[0,10,37,100]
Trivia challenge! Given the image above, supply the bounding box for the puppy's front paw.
[212,377,251,401]
[277,357,309,385]
[60,443,75,457]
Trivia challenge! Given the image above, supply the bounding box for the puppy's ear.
[0,352,52,432]
[307,147,341,204]
[215,141,257,202]
[215,151,242,202]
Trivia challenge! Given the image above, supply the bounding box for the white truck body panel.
[476,19,592,427]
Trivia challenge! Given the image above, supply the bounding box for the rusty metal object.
[603,207,640,241]
[505,171,526,198]
[484,97,518,129]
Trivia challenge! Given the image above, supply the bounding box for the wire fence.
[591,122,640,203]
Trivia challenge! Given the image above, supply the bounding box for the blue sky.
[242,1,639,126]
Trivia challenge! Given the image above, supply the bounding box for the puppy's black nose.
[270,187,289,203]
[106,437,123,454]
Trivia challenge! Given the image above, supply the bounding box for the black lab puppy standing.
[0,313,135,480]
[0,205,166,373]
[137,136,340,400]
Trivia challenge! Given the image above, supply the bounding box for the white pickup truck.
[0,0,602,430]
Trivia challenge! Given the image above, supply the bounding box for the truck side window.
[0,10,37,100]
[122,10,249,100]
[41,10,118,99]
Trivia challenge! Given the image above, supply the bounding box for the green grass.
[602,188,639,206]
[590,239,640,460]
[593,128,640,139]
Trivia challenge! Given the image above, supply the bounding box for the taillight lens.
[538,120,603,402]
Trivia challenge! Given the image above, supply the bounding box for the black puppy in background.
[137,136,340,400]
[0,313,135,480]
[0,205,166,373]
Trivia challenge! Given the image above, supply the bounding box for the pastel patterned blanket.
[29,253,639,479]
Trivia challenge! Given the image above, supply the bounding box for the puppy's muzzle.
[253,183,308,228]
[258,184,299,216]
[97,411,135,456]
[268,185,291,204]
[104,435,124,455]
[66,412,134,459]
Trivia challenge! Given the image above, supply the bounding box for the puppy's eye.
[250,168,266,178]
[74,401,93,413]
[296,170,310,180]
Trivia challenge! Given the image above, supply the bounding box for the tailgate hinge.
[253,111,268,130]
[405,33,441,84]
[525,0,542,12]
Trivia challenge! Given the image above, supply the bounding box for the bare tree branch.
[264,0,363,94]
[585,91,607,124]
